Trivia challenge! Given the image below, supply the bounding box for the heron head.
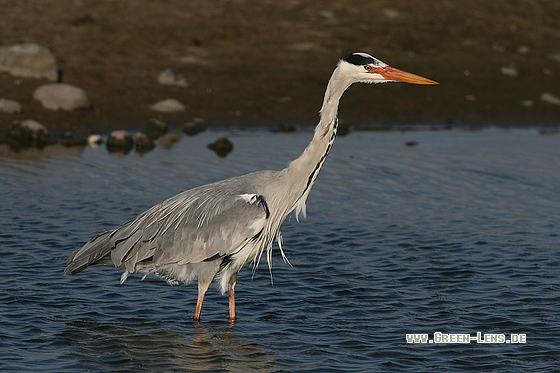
[340,52,438,85]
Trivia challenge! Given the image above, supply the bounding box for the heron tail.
[64,230,114,275]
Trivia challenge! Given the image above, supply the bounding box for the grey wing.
[66,171,275,275]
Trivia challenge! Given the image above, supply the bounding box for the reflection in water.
[1,128,559,372]
[65,319,276,372]
[0,143,84,162]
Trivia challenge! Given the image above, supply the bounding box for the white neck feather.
[279,62,354,219]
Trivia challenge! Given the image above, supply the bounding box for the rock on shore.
[33,83,91,111]
[0,43,58,81]
[106,130,133,153]
[157,68,188,87]
[149,98,186,113]
[7,120,50,148]
[0,98,22,114]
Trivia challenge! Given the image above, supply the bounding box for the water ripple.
[1,128,559,372]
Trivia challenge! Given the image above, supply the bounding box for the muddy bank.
[1,0,560,137]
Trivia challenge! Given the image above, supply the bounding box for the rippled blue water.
[1,127,559,372]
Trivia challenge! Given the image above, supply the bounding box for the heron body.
[64,52,437,321]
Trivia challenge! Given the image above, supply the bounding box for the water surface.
[1,127,559,372]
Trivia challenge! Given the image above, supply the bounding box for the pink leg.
[193,293,205,322]
[194,278,212,322]
[228,282,237,321]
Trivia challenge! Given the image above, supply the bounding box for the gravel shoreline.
[1,0,560,138]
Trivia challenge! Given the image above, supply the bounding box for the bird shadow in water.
[63,318,277,372]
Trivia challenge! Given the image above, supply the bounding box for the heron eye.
[364,65,373,72]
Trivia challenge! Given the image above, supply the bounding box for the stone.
[207,136,233,157]
[517,46,530,54]
[33,83,91,111]
[157,68,188,87]
[107,130,133,153]
[192,117,205,124]
[540,92,560,106]
[158,132,183,148]
[143,118,167,140]
[0,43,58,81]
[147,118,168,133]
[87,134,103,147]
[500,65,518,77]
[8,119,49,148]
[135,132,155,153]
[276,124,296,132]
[183,122,205,136]
[149,98,186,112]
[61,131,87,147]
[0,98,22,114]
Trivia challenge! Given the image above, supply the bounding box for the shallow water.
[1,127,559,372]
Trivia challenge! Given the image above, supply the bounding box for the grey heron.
[64,52,437,322]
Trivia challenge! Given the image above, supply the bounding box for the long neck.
[277,65,352,218]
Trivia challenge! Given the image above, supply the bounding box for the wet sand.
[1,0,559,136]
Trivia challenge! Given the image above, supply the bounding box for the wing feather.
[102,170,277,273]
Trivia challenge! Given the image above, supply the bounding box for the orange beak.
[373,66,438,85]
